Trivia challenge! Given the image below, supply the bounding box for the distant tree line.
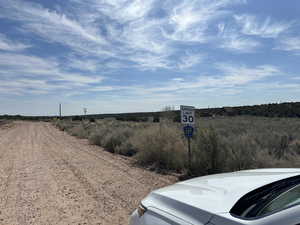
[1,102,300,122]
[197,102,300,118]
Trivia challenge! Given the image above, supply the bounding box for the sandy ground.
[0,121,176,225]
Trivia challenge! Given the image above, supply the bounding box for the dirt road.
[0,122,176,225]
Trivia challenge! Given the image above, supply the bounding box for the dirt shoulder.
[0,121,177,225]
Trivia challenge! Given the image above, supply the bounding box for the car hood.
[142,169,300,224]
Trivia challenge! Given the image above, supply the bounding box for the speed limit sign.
[180,105,195,125]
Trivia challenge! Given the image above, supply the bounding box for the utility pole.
[59,103,62,119]
[83,108,87,121]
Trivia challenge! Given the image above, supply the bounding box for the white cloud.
[119,63,281,96]
[0,52,104,95]
[56,73,104,85]
[216,63,280,85]
[177,53,204,69]
[129,53,171,70]
[0,0,250,72]
[218,23,261,53]
[163,0,245,42]
[0,78,70,96]
[67,58,99,72]
[0,53,57,75]
[81,0,154,23]
[0,0,109,56]
[234,14,291,38]
[119,18,169,55]
[116,0,155,22]
[0,34,30,51]
[275,37,300,53]
[219,35,261,53]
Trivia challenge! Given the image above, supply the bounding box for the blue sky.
[0,0,300,116]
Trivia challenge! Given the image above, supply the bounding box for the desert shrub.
[224,134,260,171]
[102,127,133,153]
[89,122,137,155]
[69,123,89,139]
[55,120,74,132]
[131,124,186,171]
[191,127,226,175]
[89,132,103,146]
[89,126,112,146]
[115,139,137,156]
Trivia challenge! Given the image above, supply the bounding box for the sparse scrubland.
[54,116,300,176]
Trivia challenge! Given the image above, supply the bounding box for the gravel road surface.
[0,122,176,225]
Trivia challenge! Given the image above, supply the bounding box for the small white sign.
[180,105,195,125]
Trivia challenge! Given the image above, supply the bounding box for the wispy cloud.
[234,14,292,38]
[0,34,30,51]
[113,63,281,95]
[0,0,109,56]
[163,0,245,42]
[177,52,204,69]
[217,23,261,53]
[0,52,104,95]
[0,0,247,71]
[129,53,171,70]
[66,57,99,72]
[275,37,300,53]
[215,63,280,85]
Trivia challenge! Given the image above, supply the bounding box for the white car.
[130,168,300,225]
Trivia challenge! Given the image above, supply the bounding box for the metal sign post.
[180,105,195,174]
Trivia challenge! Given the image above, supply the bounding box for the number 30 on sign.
[180,105,195,125]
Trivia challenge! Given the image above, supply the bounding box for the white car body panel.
[131,169,300,225]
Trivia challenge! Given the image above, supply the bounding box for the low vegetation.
[54,116,300,176]
[0,120,10,127]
